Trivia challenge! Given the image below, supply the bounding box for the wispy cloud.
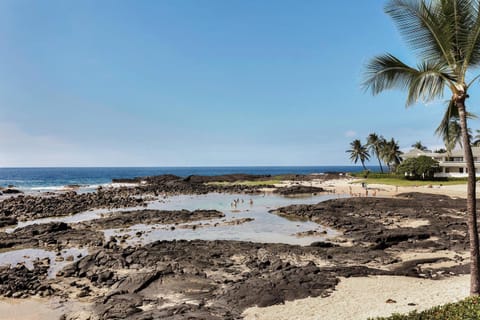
[344,130,357,138]
[0,122,74,166]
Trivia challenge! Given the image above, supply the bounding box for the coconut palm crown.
[381,138,403,172]
[346,139,370,170]
[363,0,480,295]
[411,141,428,151]
[367,133,386,173]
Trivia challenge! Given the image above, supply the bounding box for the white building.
[402,147,480,178]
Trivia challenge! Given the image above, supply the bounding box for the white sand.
[0,298,62,320]
[279,177,471,198]
[0,297,94,320]
[243,275,470,320]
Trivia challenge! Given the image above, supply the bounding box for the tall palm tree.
[363,0,480,294]
[411,141,427,151]
[436,101,474,151]
[367,133,386,173]
[381,138,403,172]
[472,129,480,146]
[434,148,447,153]
[346,139,370,170]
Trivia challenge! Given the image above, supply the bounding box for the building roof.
[448,147,480,157]
[402,148,440,159]
[403,147,480,159]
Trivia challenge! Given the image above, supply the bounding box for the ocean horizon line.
[0,165,375,169]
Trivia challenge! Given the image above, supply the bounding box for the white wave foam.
[29,186,68,191]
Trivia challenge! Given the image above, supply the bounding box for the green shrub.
[350,172,403,179]
[396,156,439,180]
[371,296,480,320]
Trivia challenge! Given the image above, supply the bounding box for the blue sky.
[1,0,479,167]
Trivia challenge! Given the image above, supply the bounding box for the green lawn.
[205,179,283,186]
[370,296,480,319]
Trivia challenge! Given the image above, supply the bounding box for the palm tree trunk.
[377,157,384,173]
[457,100,480,295]
[376,150,384,173]
[361,161,367,171]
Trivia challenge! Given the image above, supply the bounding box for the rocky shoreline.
[0,174,472,319]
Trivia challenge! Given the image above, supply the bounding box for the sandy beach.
[243,275,470,320]
[277,175,469,199]
[238,176,473,319]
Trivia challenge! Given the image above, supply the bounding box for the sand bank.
[277,177,470,198]
[243,275,470,320]
[0,298,62,320]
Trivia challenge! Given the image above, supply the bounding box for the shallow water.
[105,193,346,246]
[4,205,147,233]
[0,247,88,278]
[3,192,346,246]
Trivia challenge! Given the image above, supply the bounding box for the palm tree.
[438,117,463,151]
[380,138,402,172]
[367,133,386,173]
[346,139,370,170]
[436,102,474,151]
[411,141,427,151]
[363,0,480,295]
[472,129,480,146]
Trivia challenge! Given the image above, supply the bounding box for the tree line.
[346,133,402,173]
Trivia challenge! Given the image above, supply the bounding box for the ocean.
[0,166,379,191]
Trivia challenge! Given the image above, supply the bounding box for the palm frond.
[363,54,454,106]
[346,140,370,164]
[435,98,476,151]
[440,0,477,69]
[385,0,454,65]
[363,54,420,95]
[435,100,458,146]
[459,0,480,67]
[406,60,453,105]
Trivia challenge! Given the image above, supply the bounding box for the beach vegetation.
[356,177,467,186]
[350,171,468,186]
[411,141,428,151]
[371,296,480,320]
[350,171,403,179]
[380,138,403,172]
[367,133,386,173]
[396,156,440,180]
[363,0,480,295]
[473,129,480,146]
[205,179,283,186]
[346,139,370,170]
[436,103,474,151]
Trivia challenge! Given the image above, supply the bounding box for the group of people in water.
[231,197,254,208]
